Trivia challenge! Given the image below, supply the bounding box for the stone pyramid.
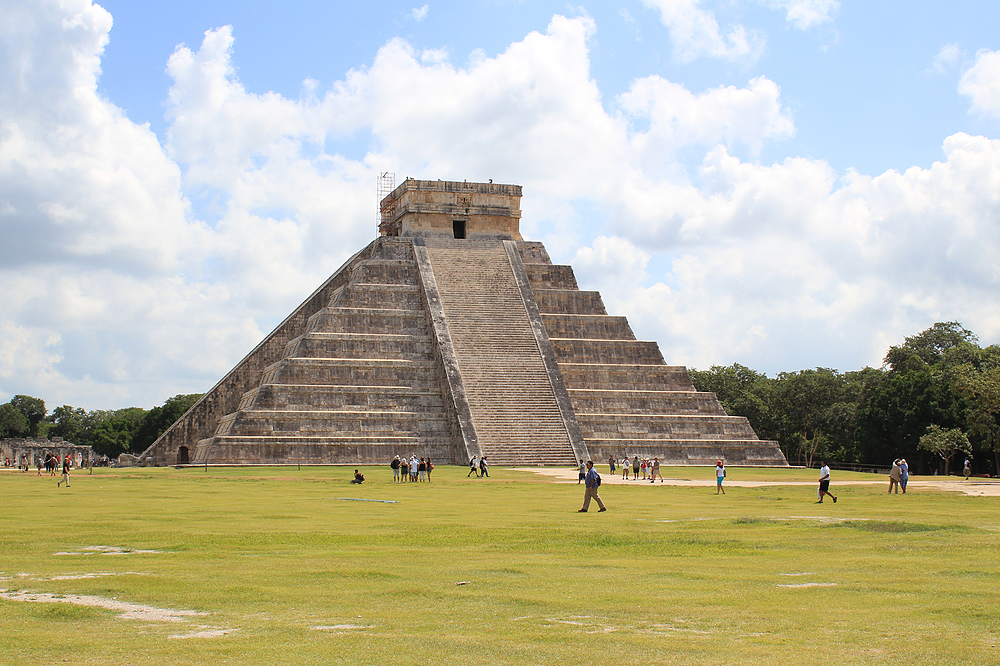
[139,179,787,467]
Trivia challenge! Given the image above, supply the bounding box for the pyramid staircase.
[420,238,579,466]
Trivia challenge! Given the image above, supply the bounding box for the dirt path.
[514,468,1000,497]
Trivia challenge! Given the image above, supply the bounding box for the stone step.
[194,435,455,465]
[227,409,451,437]
[534,290,607,315]
[240,384,446,412]
[307,307,429,335]
[284,332,433,360]
[261,358,439,388]
[576,413,760,439]
[551,339,664,365]
[541,314,636,340]
[566,389,730,415]
[558,363,696,391]
[523,264,579,290]
[332,283,424,310]
[348,260,420,286]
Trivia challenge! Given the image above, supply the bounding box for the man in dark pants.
[817,461,837,503]
[578,461,606,512]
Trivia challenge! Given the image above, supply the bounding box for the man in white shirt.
[817,461,838,503]
[468,454,479,477]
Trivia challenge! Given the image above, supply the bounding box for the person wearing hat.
[715,460,726,495]
[899,458,909,493]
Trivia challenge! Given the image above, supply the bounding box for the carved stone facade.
[139,180,787,467]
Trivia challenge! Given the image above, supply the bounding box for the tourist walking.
[632,455,640,480]
[817,461,837,503]
[899,458,909,493]
[578,460,586,484]
[57,455,70,488]
[391,455,401,483]
[577,460,606,513]
[963,458,972,480]
[715,460,726,495]
[468,455,479,478]
[888,460,901,494]
[479,456,489,478]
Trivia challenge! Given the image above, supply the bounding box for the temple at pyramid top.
[138,179,787,468]
[378,178,523,240]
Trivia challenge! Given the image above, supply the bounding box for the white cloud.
[959,49,1000,119]
[641,0,764,63]
[929,43,961,73]
[761,0,839,30]
[411,5,429,21]
[620,75,795,163]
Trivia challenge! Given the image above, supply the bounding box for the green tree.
[884,321,978,373]
[772,368,859,467]
[0,403,29,437]
[90,408,147,458]
[132,394,202,453]
[952,346,1000,475]
[9,395,46,436]
[689,364,778,440]
[918,425,972,475]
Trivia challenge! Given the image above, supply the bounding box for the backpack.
[594,472,602,487]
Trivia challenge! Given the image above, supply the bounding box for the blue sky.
[2,0,1000,410]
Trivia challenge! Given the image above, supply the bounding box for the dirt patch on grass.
[0,587,236,638]
[53,545,164,556]
[0,589,203,622]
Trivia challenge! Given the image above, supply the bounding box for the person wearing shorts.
[632,456,640,480]
[621,458,629,480]
[715,460,726,495]
[817,461,837,503]
[650,458,662,483]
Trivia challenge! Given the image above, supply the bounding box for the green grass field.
[1,465,998,665]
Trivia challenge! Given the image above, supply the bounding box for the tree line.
[690,322,1000,476]
[0,393,202,459]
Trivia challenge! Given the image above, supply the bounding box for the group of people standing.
[608,455,664,482]
[390,455,432,483]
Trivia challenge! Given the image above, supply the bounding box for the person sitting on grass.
[351,469,365,484]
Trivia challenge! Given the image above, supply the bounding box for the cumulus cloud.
[959,49,1000,119]
[640,0,764,63]
[2,1,999,410]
